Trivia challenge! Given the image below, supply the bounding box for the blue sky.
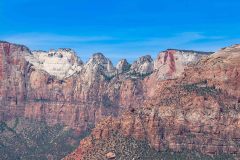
[0,0,240,63]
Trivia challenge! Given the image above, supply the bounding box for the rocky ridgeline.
[24,46,211,80]
[66,45,240,159]
[0,41,240,159]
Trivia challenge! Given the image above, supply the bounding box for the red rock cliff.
[1,41,239,158]
[65,45,240,159]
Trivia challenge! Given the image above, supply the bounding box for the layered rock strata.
[0,41,239,159]
[66,45,240,159]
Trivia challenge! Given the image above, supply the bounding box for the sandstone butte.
[0,41,240,159]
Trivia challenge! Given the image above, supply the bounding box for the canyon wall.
[1,41,239,158]
[66,44,240,159]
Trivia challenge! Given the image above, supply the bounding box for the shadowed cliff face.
[0,42,30,120]
[0,41,240,159]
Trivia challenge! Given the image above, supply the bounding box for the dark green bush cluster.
[103,74,115,81]
[33,98,50,102]
[182,81,220,97]
[129,71,153,79]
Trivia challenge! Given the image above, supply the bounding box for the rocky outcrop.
[81,53,116,82]
[154,49,211,80]
[25,48,83,79]
[130,55,154,75]
[116,59,130,74]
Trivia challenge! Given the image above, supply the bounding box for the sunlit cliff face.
[25,49,83,79]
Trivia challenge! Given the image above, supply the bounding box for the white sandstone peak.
[116,59,130,73]
[25,49,83,79]
[130,55,154,75]
[81,53,117,82]
[85,53,116,72]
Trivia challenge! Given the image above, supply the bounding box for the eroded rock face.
[81,53,116,82]
[116,59,130,74]
[65,45,240,159]
[130,55,154,75]
[154,49,211,80]
[25,48,83,79]
[1,41,240,159]
[66,80,240,159]
[183,44,240,97]
[0,41,29,120]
